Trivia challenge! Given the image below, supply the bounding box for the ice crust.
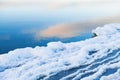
[0,23,120,80]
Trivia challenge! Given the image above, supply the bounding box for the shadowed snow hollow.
[0,23,120,80]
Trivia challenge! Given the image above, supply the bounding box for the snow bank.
[0,23,120,80]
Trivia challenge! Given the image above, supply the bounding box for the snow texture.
[0,23,120,80]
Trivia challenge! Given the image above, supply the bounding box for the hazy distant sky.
[1,0,120,21]
[0,0,120,8]
[0,0,120,38]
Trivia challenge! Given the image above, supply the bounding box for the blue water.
[0,5,94,54]
[0,3,116,54]
[0,21,92,54]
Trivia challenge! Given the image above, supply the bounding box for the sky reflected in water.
[0,0,120,53]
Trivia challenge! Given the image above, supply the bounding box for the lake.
[0,1,120,54]
[0,21,92,54]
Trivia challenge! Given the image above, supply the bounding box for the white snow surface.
[0,23,120,80]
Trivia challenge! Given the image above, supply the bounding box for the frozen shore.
[0,23,120,80]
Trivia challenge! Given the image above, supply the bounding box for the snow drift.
[0,23,120,80]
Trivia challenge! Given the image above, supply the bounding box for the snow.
[0,23,120,80]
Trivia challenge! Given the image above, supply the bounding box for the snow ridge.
[0,23,120,80]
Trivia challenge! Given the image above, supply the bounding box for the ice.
[0,23,120,80]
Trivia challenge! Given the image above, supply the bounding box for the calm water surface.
[1,3,114,54]
[0,21,92,54]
